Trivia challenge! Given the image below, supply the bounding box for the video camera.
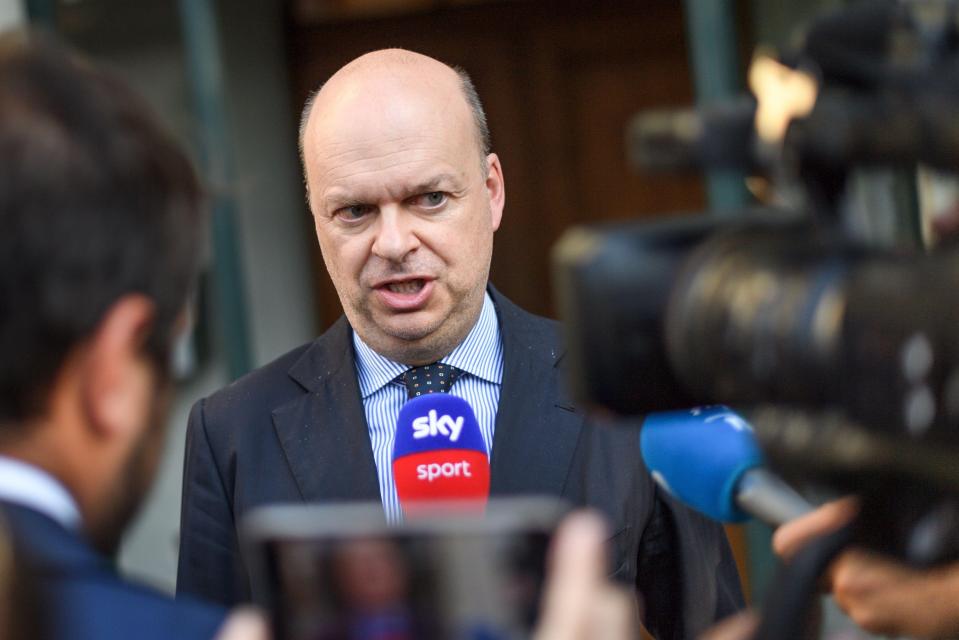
[553,0,959,568]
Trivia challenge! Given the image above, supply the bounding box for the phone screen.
[244,501,562,640]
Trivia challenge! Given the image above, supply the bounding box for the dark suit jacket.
[177,287,744,639]
[1,501,225,640]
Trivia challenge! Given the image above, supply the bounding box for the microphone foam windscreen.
[640,406,763,522]
[392,394,490,516]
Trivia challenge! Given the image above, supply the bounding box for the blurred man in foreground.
[0,31,265,640]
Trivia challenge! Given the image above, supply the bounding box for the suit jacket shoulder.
[2,502,225,640]
[199,329,328,439]
[488,286,563,343]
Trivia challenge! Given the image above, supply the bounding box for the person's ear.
[485,152,505,232]
[81,294,156,440]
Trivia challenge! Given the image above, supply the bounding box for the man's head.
[300,49,505,365]
[0,33,205,552]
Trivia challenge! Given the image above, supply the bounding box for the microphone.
[392,394,490,518]
[640,406,813,525]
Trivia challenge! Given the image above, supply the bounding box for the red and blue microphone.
[392,394,490,518]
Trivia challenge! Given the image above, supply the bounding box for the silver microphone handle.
[736,468,814,526]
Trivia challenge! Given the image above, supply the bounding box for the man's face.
[302,65,504,365]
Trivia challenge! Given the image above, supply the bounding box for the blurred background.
[0,0,849,617]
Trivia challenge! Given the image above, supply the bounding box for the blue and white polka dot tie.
[400,363,462,399]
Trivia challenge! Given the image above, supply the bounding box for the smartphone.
[241,498,567,640]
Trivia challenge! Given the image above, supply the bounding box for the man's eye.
[414,192,447,208]
[336,204,373,220]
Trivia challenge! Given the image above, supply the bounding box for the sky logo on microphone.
[412,409,465,442]
[394,395,488,456]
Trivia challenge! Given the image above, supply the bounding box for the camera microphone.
[640,406,813,525]
[392,395,490,518]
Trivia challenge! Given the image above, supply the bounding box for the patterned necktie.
[400,362,462,399]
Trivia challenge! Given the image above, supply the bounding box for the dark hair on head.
[0,32,206,425]
[452,65,491,169]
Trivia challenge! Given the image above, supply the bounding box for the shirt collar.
[352,291,504,398]
[0,455,82,530]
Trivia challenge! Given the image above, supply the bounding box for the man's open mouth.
[385,279,426,294]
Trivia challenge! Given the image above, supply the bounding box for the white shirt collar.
[0,455,82,530]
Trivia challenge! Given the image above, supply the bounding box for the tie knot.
[400,363,462,399]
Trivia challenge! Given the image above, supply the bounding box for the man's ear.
[485,152,505,232]
[81,295,157,439]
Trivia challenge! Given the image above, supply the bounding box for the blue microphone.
[640,406,812,525]
[392,394,490,517]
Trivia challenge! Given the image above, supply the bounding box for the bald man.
[177,49,744,638]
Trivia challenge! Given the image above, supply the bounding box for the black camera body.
[553,0,959,566]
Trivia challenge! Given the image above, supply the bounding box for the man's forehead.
[306,93,475,194]
[312,77,466,138]
[305,54,473,152]
[301,52,484,208]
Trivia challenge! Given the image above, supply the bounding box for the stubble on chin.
[350,287,484,366]
[354,312,451,365]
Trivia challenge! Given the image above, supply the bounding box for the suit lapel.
[488,289,584,496]
[271,317,381,502]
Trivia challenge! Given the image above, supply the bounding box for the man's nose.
[371,206,420,262]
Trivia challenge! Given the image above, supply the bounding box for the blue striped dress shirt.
[352,292,504,522]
